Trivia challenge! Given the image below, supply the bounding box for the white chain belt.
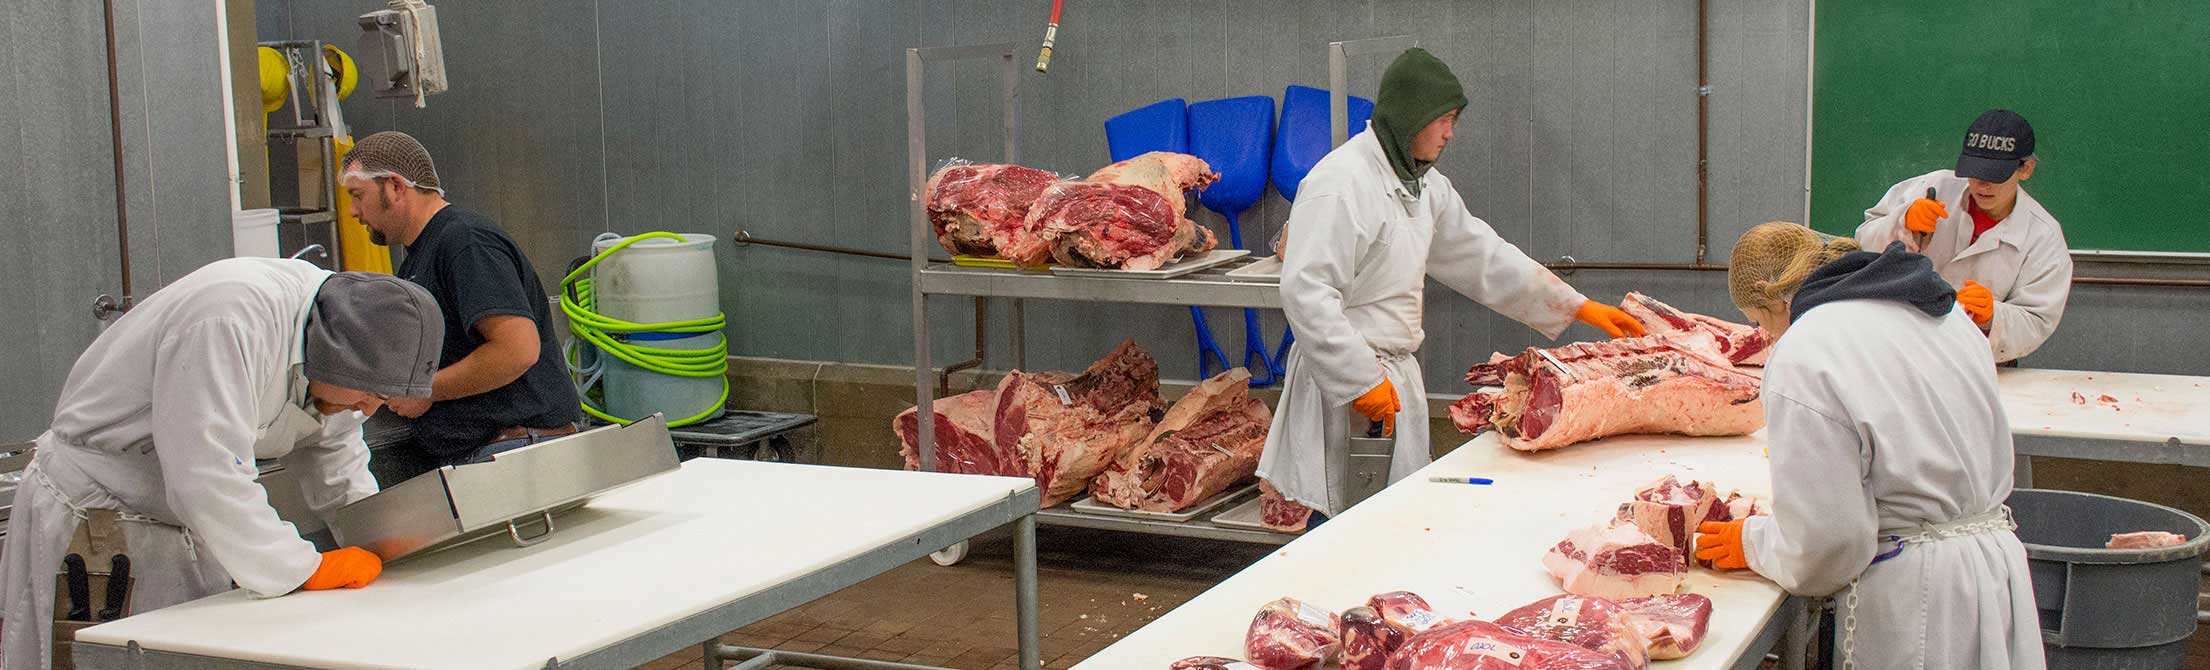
[1842,506,2017,670]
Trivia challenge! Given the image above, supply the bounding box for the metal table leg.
[1015,514,1042,670]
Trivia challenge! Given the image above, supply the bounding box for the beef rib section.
[1020,152,1220,270]
[1613,475,1720,570]
[1450,331,1763,452]
[922,162,1060,257]
[1089,368,1270,512]
[1617,292,1770,366]
[1540,520,1687,600]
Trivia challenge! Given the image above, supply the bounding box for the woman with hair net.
[1693,225,2043,670]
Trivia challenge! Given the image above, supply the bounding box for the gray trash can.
[2008,489,2210,669]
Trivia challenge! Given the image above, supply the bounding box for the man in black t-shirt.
[341,131,580,471]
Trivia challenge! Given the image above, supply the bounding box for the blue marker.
[1428,476,1494,485]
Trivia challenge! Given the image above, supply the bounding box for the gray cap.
[304,273,444,398]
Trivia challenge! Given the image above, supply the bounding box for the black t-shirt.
[398,206,579,459]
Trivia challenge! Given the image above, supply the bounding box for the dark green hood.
[1371,48,1468,195]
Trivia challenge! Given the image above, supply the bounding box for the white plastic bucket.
[232,208,281,258]
[589,232,724,423]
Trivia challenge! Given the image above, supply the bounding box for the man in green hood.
[1256,48,1646,526]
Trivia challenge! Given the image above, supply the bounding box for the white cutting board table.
[1997,368,2210,484]
[1077,431,1795,670]
[73,459,1040,670]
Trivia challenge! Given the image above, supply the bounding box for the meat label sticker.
[1052,384,1074,405]
[1547,598,1583,626]
[1462,639,1527,663]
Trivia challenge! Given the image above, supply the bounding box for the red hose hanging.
[1035,0,1063,73]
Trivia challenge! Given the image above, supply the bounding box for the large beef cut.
[893,340,1164,507]
[1246,597,1342,669]
[1613,475,1720,569]
[1449,331,1764,451]
[894,389,1013,476]
[1017,152,1220,270]
[1616,594,1713,660]
[1089,368,1271,511]
[922,162,1059,257]
[1618,292,1770,366]
[1540,520,1686,599]
[1340,592,1454,670]
[1493,595,1649,670]
[1386,620,1631,670]
[1258,479,1314,532]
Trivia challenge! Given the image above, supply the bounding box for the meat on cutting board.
[1617,292,1770,366]
[1450,331,1764,452]
[1703,490,1768,523]
[1492,595,1650,670]
[1615,475,1720,569]
[1020,152,1220,270]
[1258,479,1314,532]
[1340,591,1455,670]
[1246,597,1342,669]
[1616,594,1713,660]
[922,162,1060,257]
[1089,368,1271,512]
[1541,520,1687,600]
[1387,620,1632,670]
[894,340,1165,507]
[2107,531,2188,549]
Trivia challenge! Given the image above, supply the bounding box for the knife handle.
[63,554,91,621]
[99,554,131,621]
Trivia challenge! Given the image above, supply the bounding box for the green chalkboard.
[1810,1,2210,253]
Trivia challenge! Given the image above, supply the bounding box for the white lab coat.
[1257,126,1585,517]
[1744,299,2043,670]
[0,258,378,670]
[1857,170,2073,362]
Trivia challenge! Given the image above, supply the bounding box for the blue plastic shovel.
[1103,99,1231,379]
[1264,86,1375,373]
[1188,95,1281,385]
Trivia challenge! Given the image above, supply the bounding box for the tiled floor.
[639,526,1277,670]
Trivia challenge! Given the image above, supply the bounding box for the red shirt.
[1967,199,2002,244]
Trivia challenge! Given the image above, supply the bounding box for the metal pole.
[1002,49,1027,373]
[1014,514,1042,670]
[907,47,935,473]
[1327,42,1348,148]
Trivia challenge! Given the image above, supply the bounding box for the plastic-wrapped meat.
[1341,591,1456,670]
[1246,597,1341,669]
[1386,620,1631,670]
[1492,595,1649,670]
[1172,657,1264,670]
[1613,475,1719,569]
[1540,520,1686,599]
[1616,594,1713,660]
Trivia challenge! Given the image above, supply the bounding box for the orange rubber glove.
[1904,196,1948,234]
[1351,378,1400,437]
[1956,280,1994,325]
[1574,301,1647,339]
[1694,519,1750,570]
[301,547,383,591]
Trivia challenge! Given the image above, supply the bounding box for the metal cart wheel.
[929,540,970,566]
[750,438,793,463]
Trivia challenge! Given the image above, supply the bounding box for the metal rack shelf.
[917,261,1279,308]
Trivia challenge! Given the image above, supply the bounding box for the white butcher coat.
[0,258,378,670]
[1857,170,2073,363]
[1744,299,2043,670]
[1257,126,1586,518]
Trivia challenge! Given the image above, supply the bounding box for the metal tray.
[1048,249,1249,280]
[1065,483,1256,522]
[1223,255,1282,283]
[329,415,681,562]
[1211,497,1300,534]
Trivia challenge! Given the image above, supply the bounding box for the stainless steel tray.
[1065,483,1256,522]
[1211,497,1299,534]
[1047,249,1249,279]
[329,414,681,562]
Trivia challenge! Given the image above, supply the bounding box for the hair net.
[342,130,443,194]
[1727,221,1861,311]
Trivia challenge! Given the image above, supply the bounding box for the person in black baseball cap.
[1855,108,2073,364]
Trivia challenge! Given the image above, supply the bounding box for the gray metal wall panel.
[250,0,2210,392]
[129,0,236,287]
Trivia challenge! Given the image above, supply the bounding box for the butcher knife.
[98,554,130,621]
[1536,349,1579,382]
[1911,187,1937,251]
[62,553,91,621]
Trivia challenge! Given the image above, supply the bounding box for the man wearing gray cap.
[0,258,442,670]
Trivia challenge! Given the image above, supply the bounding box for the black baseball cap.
[1954,109,2035,182]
